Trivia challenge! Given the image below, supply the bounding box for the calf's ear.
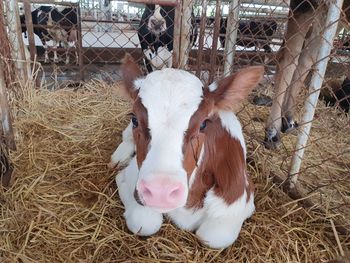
[209,66,264,111]
[121,53,143,101]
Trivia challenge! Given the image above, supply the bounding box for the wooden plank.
[23,0,37,62]
[0,61,16,151]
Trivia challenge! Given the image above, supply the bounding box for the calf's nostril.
[142,187,153,199]
[169,187,181,198]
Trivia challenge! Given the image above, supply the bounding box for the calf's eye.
[132,115,138,128]
[200,120,208,132]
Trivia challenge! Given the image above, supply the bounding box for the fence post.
[195,0,208,78]
[178,0,193,69]
[208,0,221,84]
[223,0,239,77]
[6,0,28,83]
[288,0,344,187]
[0,61,16,151]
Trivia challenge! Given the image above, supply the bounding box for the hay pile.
[0,80,349,262]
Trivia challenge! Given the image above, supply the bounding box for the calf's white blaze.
[135,69,203,199]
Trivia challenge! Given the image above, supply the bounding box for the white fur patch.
[143,47,173,71]
[218,111,246,157]
[136,68,204,191]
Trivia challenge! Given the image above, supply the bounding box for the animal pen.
[0,0,349,261]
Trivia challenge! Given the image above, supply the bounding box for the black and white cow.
[138,5,198,73]
[20,6,78,64]
[219,19,278,53]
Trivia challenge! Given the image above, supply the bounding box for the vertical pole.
[208,0,221,84]
[195,0,208,78]
[288,0,344,187]
[77,4,85,81]
[23,0,37,62]
[0,0,16,85]
[172,1,181,68]
[178,0,193,69]
[223,0,239,77]
[6,0,28,82]
[0,61,16,151]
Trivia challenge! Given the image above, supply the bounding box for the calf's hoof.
[124,206,163,236]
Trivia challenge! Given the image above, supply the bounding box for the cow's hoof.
[252,94,273,106]
[281,117,299,134]
[263,129,280,149]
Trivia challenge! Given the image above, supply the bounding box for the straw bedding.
[0,79,349,262]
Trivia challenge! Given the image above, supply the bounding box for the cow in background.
[219,18,278,53]
[138,5,198,73]
[20,6,78,64]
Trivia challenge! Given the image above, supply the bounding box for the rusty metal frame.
[128,0,179,6]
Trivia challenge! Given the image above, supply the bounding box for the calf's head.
[143,5,173,35]
[121,54,263,213]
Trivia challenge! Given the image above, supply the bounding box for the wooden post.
[0,0,16,85]
[0,61,16,151]
[178,0,193,69]
[23,0,37,62]
[6,0,28,83]
[172,2,181,68]
[195,0,208,78]
[208,0,221,84]
[77,4,85,80]
[223,0,239,76]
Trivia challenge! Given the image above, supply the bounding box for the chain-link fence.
[1,0,349,257]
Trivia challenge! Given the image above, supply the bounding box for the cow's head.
[143,5,174,35]
[121,54,263,213]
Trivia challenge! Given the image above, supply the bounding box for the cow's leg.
[43,40,49,63]
[264,11,314,149]
[116,158,163,236]
[62,41,70,64]
[195,191,255,249]
[281,13,324,133]
[108,122,135,169]
[53,40,59,63]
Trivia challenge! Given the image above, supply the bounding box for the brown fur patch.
[186,115,253,209]
[132,98,150,168]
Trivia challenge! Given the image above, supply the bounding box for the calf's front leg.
[116,158,163,236]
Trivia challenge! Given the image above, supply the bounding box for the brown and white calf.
[110,54,263,249]
[264,0,350,148]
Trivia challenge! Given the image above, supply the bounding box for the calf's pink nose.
[139,179,185,209]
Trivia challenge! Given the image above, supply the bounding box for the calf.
[138,5,198,73]
[20,6,78,64]
[219,18,278,52]
[110,54,263,249]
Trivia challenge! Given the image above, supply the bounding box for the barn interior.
[0,0,349,262]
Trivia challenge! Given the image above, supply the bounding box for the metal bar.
[196,0,208,78]
[0,61,16,151]
[18,0,79,6]
[208,0,221,84]
[128,0,179,6]
[77,4,84,81]
[223,0,239,76]
[288,0,344,187]
[23,0,37,62]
